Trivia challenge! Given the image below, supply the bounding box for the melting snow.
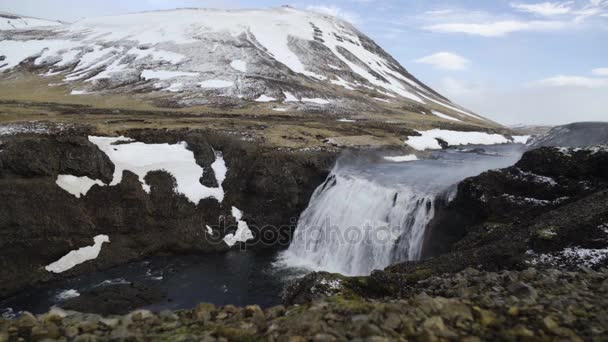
[223,206,254,247]
[406,129,510,151]
[45,235,110,273]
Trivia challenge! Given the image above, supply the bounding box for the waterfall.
[280,171,440,276]
[279,145,525,276]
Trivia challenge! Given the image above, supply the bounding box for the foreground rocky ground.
[1,267,606,341]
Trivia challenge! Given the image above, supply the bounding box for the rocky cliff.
[0,124,335,297]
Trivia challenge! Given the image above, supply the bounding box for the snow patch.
[512,135,531,144]
[283,91,299,102]
[45,235,110,273]
[70,90,91,95]
[56,289,80,301]
[223,206,254,247]
[85,136,227,204]
[383,155,418,162]
[302,98,331,105]
[406,129,510,151]
[255,94,277,102]
[56,175,105,198]
[337,118,356,123]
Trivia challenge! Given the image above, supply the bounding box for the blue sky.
[2,0,607,125]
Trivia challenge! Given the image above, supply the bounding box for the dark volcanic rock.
[2,268,606,341]
[61,282,166,316]
[422,145,608,259]
[0,127,336,298]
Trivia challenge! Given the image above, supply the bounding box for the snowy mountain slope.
[0,7,490,124]
[0,12,63,30]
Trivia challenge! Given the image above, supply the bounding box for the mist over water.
[279,145,525,276]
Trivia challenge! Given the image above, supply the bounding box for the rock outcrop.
[0,125,335,298]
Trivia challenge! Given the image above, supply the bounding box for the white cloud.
[306,5,360,24]
[423,20,567,37]
[511,2,573,16]
[415,52,470,70]
[420,0,606,37]
[592,67,608,76]
[532,75,608,88]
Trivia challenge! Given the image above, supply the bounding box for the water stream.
[279,145,525,276]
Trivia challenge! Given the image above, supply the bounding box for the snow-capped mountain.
[0,11,63,30]
[0,7,489,124]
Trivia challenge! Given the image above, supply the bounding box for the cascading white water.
[280,172,439,276]
[279,145,526,276]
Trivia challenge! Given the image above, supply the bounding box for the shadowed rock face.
[0,128,335,298]
[529,122,608,148]
[421,146,608,260]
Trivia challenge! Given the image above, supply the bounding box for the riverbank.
[2,267,606,341]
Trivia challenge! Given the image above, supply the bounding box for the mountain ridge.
[0,7,496,127]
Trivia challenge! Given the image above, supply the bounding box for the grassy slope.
[0,72,507,150]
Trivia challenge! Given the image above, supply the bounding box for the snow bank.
[45,235,110,273]
[87,136,227,204]
[223,206,254,247]
[56,175,104,198]
[406,129,510,151]
[383,155,418,162]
